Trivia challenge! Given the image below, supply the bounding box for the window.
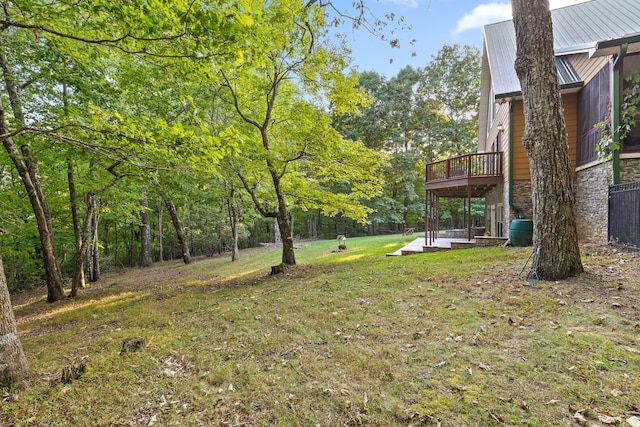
[622,54,640,152]
[576,63,610,165]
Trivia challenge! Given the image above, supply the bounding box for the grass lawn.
[3,234,640,426]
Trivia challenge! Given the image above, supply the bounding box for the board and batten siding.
[511,93,578,180]
[570,53,609,86]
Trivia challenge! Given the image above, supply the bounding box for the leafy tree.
[217,0,382,265]
[512,0,583,279]
[418,44,480,158]
[0,0,254,300]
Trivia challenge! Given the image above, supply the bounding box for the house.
[426,0,640,246]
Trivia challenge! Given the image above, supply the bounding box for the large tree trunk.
[139,196,153,267]
[164,199,191,264]
[274,190,296,265]
[512,0,583,280]
[0,46,65,303]
[0,254,28,386]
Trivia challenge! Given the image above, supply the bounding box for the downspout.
[508,96,525,218]
[612,43,627,185]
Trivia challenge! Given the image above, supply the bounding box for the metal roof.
[484,0,640,98]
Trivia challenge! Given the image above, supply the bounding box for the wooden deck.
[425,152,503,197]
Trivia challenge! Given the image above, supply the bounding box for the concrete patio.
[386,236,508,256]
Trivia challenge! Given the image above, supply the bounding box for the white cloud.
[453,0,591,35]
[453,2,511,35]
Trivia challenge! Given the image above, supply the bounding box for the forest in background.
[0,1,480,294]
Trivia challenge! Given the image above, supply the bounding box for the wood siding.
[482,101,511,183]
[512,93,578,180]
[570,53,609,85]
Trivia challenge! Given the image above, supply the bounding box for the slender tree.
[512,0,583,279]
[163,197,191,265]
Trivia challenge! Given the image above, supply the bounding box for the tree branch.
[0,19,186,45]
[237,172,277,218]
[220,70,263,130]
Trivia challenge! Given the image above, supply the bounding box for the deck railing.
[426,152,503,183]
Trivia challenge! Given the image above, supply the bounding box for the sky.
[338,0,590,77]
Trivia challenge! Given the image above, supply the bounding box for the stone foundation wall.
[621,158,640,183]
[512,180,533,220]
[575,162,611,244]
[485,185,503,207]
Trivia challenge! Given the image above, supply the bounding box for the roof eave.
[591,33,640,57]
[495,81,584,101]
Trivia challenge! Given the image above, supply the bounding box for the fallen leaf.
[489,410,503,423]
[627,416,640,427]
[573,411,588,424]
[478,362,493,372]
[598,413,621,424]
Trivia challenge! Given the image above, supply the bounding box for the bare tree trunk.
[66,156,85,293]
[274,196,295,265]
[157,197,163,262]
[0,46,65,303]
[164,199,191,264]
[70,194,96,297]
[227,192,240,262]
[139,196,153,267]
[512,0,583,279]
[89,212,100,282]
[273,208,282,245]
[0,253,28,386]
[253,220,259,247]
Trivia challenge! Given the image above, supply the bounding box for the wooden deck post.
[467,185,472,241]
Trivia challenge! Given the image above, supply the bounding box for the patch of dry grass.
[3,236,640,426]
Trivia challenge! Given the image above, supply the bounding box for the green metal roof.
[485,0,640,98]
